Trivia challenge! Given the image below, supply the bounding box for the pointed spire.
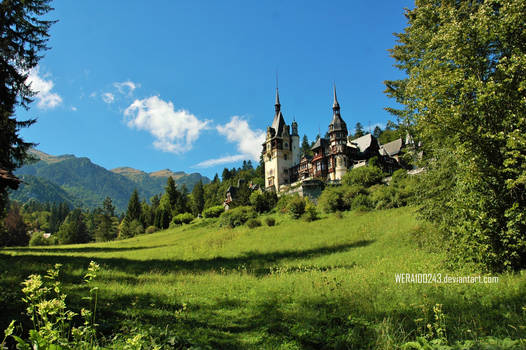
[275,88,280,112]
[332,83,340,110]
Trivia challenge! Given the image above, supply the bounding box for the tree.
[191,180,204,216]
[125,189,142,222]
[354,123,364,138]
[165,177,179,211]
[0,202,29,246]
[385,0,526,271]
[300,135,311,156]
[57,209,89,244]
[0,1,56,213]
[373,126,382,139]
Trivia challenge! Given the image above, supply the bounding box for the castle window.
[284,142,288,148]
[284,154,288,160]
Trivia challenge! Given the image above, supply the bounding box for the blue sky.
[18,0,413,178]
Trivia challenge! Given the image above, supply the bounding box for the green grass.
[1,208,525,349]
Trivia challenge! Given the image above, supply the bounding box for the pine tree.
[354,123,364,138]
[165,177,179,211]
[125,189,142,222]
[191,180,204,216]
[0,0,56,212]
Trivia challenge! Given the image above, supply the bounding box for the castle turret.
[291,117,300,165]
[263,88,294,191]
[328,85,349,180]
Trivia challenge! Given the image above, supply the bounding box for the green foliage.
[286,195,306,219]
[6,262,100,349]
[218,206,256,228]
[342,165,384,187]
[202,205,224,218]
[249,191,278,213]
[145,225,158,234]
[29,232,56,246]
[56,209,89,244]
[264,217,275,226]
[385,0,526,270]
[191,180,205,216]
[351,193,372,211]
[125,189,142,223]
[129,219,144,236]
[246,218,261,228]
[171,212,194,226]
[318,187,346,213]
[0,202,29,246]
[303,200,318,222]
[0,0,55,213]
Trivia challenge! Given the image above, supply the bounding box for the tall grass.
[1,208,524,348]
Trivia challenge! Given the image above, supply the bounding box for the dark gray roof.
[311,137,329,150]
[329,112,347,132]
[271,111,286,137]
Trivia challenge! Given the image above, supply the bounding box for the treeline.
[0,160,267,246]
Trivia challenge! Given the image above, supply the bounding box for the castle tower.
[328,85,349,180]
[263,88,294,191]
[291,117,300,165]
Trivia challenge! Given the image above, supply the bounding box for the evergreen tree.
[57,209,89,244]
[354,123,364,138]
[191,180,204,216]
[373,126,382,139]
[125,189,142,222]
[0,0,56,213]
[165,176,179,210]
[102,196,115,217]
[213,173,220,183]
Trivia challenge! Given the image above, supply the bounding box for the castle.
[262,86,406,192]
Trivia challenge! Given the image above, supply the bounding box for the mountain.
[10,150,210,213]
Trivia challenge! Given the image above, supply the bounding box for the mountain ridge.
[10,149,210,213]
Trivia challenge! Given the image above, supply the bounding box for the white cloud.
[195,154,246,168]
[216,115,265,161]
[27,67,62,109]
[124,96,209,154]
[102,92,115,104]
[114,81,138,96]
[71,106,78,111]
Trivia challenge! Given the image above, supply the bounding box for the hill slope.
[10,150,210,212]
[0,208,524,348]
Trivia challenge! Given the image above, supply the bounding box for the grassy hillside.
[1,208,524,349]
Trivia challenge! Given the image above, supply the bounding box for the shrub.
[265,217,276,226]
[203,205,224,218]
[351,194,372,211]
[129,219,145,235]
[246,218,261,228]
[29,232,56,246]
[275,195,293,214]
[145,225,158,234]
[318,187,345,213]
[250,191,278,213]
[334,211,344,219]
[219,206,256,228]
[171,212,194,225]
[303,201,318,222]
[287,195,306,219]
[342,165,384,187]
[341,185,367,209]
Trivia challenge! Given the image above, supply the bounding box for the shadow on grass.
[0,239,374,276]
[3,245,171,253]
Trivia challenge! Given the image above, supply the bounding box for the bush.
[29,232,56,246]
[351,194,372,211]
[250,191,278,213]
[275,195,293,214]
[303,201,318,222]
[287,195,306,219]
[129,219,145,236]
[171,212,194,225]
[145,225,158,234]
[203,205,224,218]
[342,165,384,187]
[219,206,257,228]
[265,217,276,226]
[341,185,367,209]
[318,187,345,213]
[246,218,261,228]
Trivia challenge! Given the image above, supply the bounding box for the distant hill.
[10,150,210,213]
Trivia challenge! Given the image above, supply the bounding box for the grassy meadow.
[1,207,525,349]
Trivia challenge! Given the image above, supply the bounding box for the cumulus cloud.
[196,116,265,168]
[27,67,62,109]
[124,96,209,154]
[102,92,115,104]
[114,80,138,96]
[216,116,265,160]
